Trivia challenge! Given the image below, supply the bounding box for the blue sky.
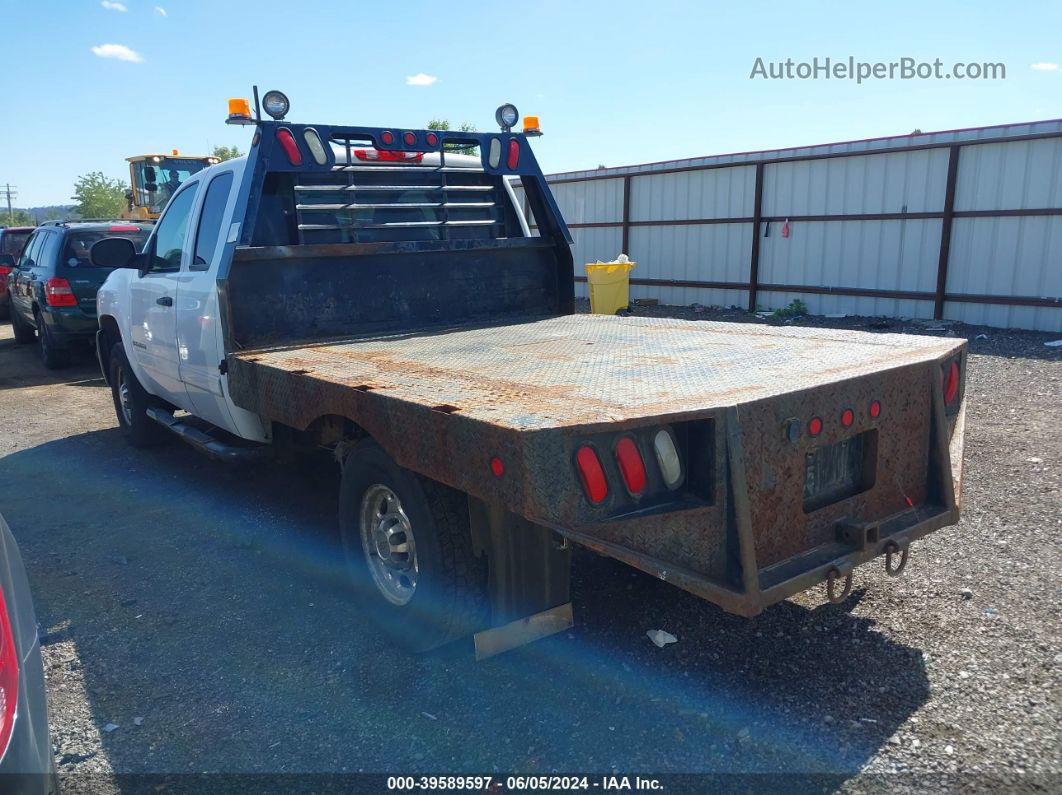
[2,0,1060,206]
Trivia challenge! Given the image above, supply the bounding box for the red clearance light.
[108,225,141,233]
[943,360,960,404]
[403,132,416,146]
[507,138,520,170]
[615,437,647,495]
[808,416,823,437]
[45,277,78,307]
[869,400,882,418]
[490,456,505,477]
[354,150,424,163]
[575,446,608,505]
[0,586,19,757]
[276,128,302,165]
[425,132,439,147]
[841,408,854,428]
[380,131,395,145]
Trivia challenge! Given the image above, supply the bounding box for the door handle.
[156,296,173,307]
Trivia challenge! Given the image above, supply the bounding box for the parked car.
[8,221,151,368]
[92,95,966,659]
[0,512,59,793]
[0,227,35,319]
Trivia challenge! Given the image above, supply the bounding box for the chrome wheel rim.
[359,484,418,606]
[117,369,134,426]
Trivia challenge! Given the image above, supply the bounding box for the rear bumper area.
[40,307,96,346]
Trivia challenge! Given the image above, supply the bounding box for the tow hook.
[884,539,910,577]
[826,564,854,604]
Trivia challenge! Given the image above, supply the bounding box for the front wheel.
[338,441,487,652]
[108,342,168,447]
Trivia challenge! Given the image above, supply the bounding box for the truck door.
[175,170,236,430]
[129,183,198,407]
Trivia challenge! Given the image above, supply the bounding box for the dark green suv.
[8,221,151,368]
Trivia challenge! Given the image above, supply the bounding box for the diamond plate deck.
[231,315,964,430]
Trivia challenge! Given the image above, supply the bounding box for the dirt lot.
[0,308,1058,793]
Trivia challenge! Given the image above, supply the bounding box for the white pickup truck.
[91,99,967,658]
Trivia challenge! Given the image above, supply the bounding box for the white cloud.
[1031,62,1059,71]
[101,1,127,10]
[154,5,167,15]
[90,43,144,63]
[406,73,438,87]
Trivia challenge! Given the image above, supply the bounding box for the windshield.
[132,157,210,213]
[61,230,150,269]
[1,230,31,258]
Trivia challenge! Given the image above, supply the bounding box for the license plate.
[804,431,875,512]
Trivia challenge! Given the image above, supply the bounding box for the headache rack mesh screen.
[290,135,519,245]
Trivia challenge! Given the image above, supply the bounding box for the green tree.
[212,145,244,162]
[427,119,477,155]
[71,172,127,219]
[5,209,35,226]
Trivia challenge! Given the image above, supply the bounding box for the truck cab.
[121,152,221,221]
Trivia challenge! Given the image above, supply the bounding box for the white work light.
[262,90,290,121]
[495,103,519,132]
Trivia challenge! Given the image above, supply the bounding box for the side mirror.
[0,254,14,269]
[90,237,138,268]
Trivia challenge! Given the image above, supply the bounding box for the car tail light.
[652,429,682,489]
[943,360,961,405]
[45,278,78,307]
[276,128,302,165]
[575,446,608,505]
[108,225,140,234]
[354,150,424,163]
[507,138,520,170]
[615,437,647,495]
[0,266,10,280]
[0,587,19,758]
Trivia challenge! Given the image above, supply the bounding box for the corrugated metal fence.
[514,120,1062,332]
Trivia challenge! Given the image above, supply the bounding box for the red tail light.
[507,138,520,170]
[403,132,416,146]
[575,446,608,505]
[0,266,10,280]
[615,438,647,495]
[45,278,78,307]
[943,360,960,405]
[380,131,395,145]
[425,132,439,147]
[276,128,303,165]
[354,150,424,163]
[841,408,854,428]
[808,416,823,437]
[108,225,140,233]
[0,587,20,758]
[869,400,882,418]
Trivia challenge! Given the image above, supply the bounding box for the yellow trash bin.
[585,261,635,315]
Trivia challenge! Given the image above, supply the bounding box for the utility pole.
[0,184,16,225]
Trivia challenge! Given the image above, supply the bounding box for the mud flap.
[468,499,573,659]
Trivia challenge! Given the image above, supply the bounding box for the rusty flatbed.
[227,315,966,617]
[230,315,962,429]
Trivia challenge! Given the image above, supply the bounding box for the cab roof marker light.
[302,128,329,166]
[652,429,682,489]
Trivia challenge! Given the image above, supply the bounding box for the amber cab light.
[614,437,647,495]
[575,446,608,505]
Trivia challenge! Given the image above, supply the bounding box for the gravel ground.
[0,306,1058,793]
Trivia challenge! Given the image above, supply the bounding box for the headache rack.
[291,133,520,245]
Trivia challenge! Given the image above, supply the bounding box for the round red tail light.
[403,132,416,146]
[575,446,608,505]
[425,132,439,147]
[490,456,504,477]
[943,361,960,404]
[841,408,854,427]
[808,417,823,436]
[380,131,395,145]
[869,400,882,418]
[614,438,647,496]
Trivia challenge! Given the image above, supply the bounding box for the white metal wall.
[517,120,1062,332]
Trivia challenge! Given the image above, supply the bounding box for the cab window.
[149,185,199,272]
[17,232,42,269]
[192,171,234,271]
